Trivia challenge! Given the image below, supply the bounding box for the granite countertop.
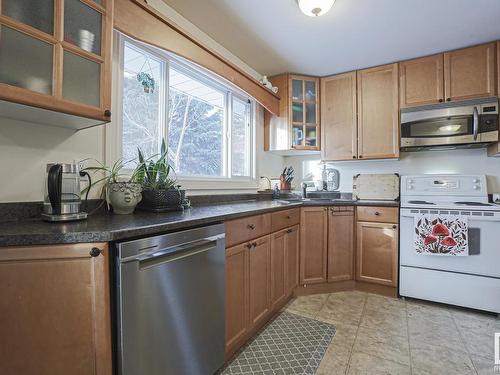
[0,199,399,247]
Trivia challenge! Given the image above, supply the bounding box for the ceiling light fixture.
[297,0,335,17]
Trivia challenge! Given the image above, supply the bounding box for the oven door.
[400,115,475,148]
[399,208,500,278]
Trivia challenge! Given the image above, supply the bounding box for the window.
[118,33,254,181]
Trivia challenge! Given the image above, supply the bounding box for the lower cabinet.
[300,207,328,284]
[0,243,112,375]
[249,236,272,327]
[284,225,300,295]
[356,211,399,287]
[328,207,355,281]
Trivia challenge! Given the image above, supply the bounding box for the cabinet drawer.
[225,214,271,247]
[356,206,398,223]
[271,208,300,232]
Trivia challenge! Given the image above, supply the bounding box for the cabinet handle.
[104,109,111,117]
[89,247,101,257]
[446,98,451,102]
[374,211,381,216]
[286,228,293,233]
[392,225,398,229]
[245,243,253,249]
[247,224,255,230]
[359,155,363,158]
[352,155,357,159]
[252,242,257,248]
[438,99,443,103]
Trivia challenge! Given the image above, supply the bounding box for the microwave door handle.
[473,106,479,140]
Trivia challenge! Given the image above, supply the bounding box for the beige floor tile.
[459,328,497,361]
[327,291,368,306]
[346,351,411,375]
[452,309,500,333]
[406,299,452,321]
[352,326,410,366]
[408,314,466,352]
[410,340,476,375]
[365,294,406,315]
[471,354,499,375]
[330,323,359,346]
[359,307,408,337]
[286,294,328,316]
[316,298,365,326]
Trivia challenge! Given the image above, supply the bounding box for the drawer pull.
[392,225,397,229]
[286,215,291,219]
[247,224,256,230]
[89,247,101,257]
[374,212,381,216]
[252,242,257,248]
[245,243,253,249]
[286,228,293,233]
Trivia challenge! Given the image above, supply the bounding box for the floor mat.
[220,311,336,375]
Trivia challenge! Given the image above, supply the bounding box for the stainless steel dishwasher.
[116,224,225,375]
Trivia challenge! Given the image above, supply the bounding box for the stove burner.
[408,200,436,205]
[454,201,493,206]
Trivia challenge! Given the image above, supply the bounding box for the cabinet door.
[290,75,320,150]
[356,222,399,287]
[249,235,271,328]
[0,243,112,375]
[444,43,497,102]
[400,54,444,107]
[321,72,357,161]
[328,209,354,282]
[300,207,328,284]
[357,63,399,160]
[225,243,249,353]
[270,229,287,309]
[285,224,300,295]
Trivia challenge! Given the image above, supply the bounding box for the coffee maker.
[42,163,89,222]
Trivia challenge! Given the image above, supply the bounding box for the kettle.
[41,163,89,222]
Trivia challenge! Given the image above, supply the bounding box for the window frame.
[112,32,256,188]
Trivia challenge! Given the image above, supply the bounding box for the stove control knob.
[472,178,480,183]
[408,185,414,190]
[473,185,480,190]
[407,179,414,184]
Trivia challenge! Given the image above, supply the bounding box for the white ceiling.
[164,0,500,77]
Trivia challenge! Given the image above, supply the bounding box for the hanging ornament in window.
[137,72,155,94]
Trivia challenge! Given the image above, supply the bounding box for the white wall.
[284,149,500,194]
[0,3,284,203]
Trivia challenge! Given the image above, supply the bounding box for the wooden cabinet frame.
[0,0,113,122]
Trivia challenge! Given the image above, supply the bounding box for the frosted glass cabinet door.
[63,51,101,107]
[0,25,53,95]
[64,0,102,55]
[2,0,54,35]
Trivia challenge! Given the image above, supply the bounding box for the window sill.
[177,178,258,191]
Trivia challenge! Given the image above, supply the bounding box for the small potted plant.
[82,159,143,215]
[136,139,185,212]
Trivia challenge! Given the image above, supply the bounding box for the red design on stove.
[432,223,450,237]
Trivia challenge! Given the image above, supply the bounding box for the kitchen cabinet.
[265,74,320,153]
[444,43,496,102]
[249,236,272,327]
[399,54,444,107]
[400,43,497,108]
[357,63,400,160]
[487,41,500,157]
[0,243,112,375]
[0,0,113,128]
[327,207,354,282]
[300,207,328,284]
[225,242,250,354]
[321,72,358,161]
[356,207,399,287]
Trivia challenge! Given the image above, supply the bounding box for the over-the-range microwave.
[400,97,499,151]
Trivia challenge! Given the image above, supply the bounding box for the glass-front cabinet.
[265,73,320,153]
[0,0,113,128]
[290,76,320,149]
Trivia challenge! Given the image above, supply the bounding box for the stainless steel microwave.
[400,98,499,151]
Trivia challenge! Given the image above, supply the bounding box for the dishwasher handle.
[125,234,224,269]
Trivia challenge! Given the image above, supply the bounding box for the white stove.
[399,174,500,314]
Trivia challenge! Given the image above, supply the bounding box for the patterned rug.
[220,311,336,375]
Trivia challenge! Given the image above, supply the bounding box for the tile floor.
[285,291,500,375]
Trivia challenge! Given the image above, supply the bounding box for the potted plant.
[136,139,185,212]
[82,159,143,215]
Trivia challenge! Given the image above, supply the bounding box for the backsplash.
[284,148,500,193]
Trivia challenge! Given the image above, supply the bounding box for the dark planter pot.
[138,188,185,212]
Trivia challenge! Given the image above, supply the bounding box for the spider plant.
[136,139,177,190]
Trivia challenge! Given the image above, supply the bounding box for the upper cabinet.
[400,54,444,107]
[444,43,497,102]
[400,42,497,108]
[265,74,320,154]
[357,63,400,160]
[0,0,113,129]
[321,72,357,161]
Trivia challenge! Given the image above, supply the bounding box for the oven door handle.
[473,106,479,141]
